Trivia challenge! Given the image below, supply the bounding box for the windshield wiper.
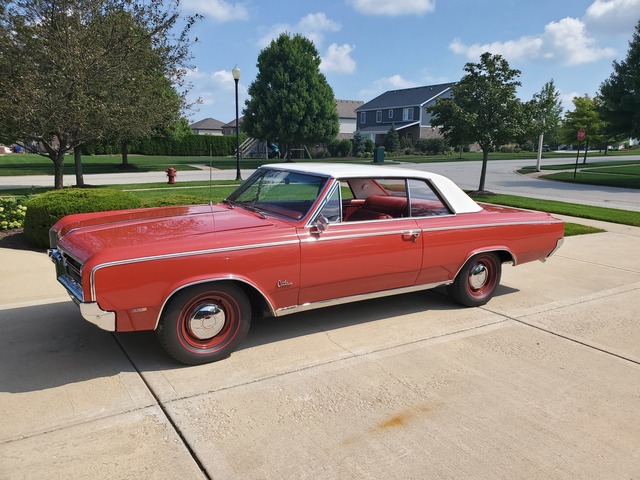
[235,201,268,219]
[222,199,236,209]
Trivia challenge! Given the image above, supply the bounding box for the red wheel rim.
[466,255,499,299]
[177,291,240,352]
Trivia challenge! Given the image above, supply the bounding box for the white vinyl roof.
[261,162,482,214]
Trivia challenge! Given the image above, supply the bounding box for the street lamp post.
[232,65,242,181]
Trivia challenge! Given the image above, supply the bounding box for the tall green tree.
[427,52,523,191]
[384,125,400,153]
[523,80,563,169]
[598,20,640,140]
[560,95,606,159]
[0,0,198,188]
[242,33,339,161]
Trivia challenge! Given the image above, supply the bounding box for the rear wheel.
[448,252,502,307]
[157,282,251,365]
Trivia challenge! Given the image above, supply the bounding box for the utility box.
[373,147,385,164]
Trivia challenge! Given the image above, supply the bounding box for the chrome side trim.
[301,228,420,243]
[418,219,561,233]
[79,302,116,331]
[90,239,299,301]
[274,280,451,317]
[540,237,564,262]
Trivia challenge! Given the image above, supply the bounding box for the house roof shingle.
[189,118,225,130]
[356,82,456,111]
[336,99,364,119]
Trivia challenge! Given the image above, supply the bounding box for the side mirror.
[311,215,329,234]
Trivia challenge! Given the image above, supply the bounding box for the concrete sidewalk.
[1,219,639,479]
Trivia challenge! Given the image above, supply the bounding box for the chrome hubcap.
[469,264,488,290]
[189,304,226,340]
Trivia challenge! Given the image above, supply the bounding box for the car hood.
[56,204,290,264]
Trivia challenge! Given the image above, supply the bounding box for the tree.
[242,33,339,161]
[598,20,640,140]
[428,52,523,191]
[0,0,198,189]
[352,130,365,156]
[525,80,563,169]
[560,95,606,160]
[384,125,400,153]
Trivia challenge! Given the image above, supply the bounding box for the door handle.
[402,231,420,243]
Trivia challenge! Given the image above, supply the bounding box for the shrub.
[364,139,375,153]
[338,139,352,157]
[25,189,142,248]
[0,197,28,230]
[416,138,447,155]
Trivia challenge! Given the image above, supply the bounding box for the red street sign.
[577,128,586,141]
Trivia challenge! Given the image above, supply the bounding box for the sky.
[178,0,640,125]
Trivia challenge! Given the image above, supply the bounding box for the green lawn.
[4,150,629,177]
[469,193,640,226]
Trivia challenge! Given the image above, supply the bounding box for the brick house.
[355,83,455,146]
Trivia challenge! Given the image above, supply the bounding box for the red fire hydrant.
[166,167,177,184]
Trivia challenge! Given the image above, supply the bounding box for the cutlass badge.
[277,280,293,288]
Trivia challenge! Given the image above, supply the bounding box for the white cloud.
[358,75,418,99]
[585,0,640,33]
[185,68,246,121]
[544,17,616,65]
[257,12,341,48]
[181,0,249,22]
[449,36,544,61]
[449,16,617,66]
[348,0,436,16]
[321,43,357,74]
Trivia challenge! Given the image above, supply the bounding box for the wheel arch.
[453,247,515,280]
[154,277,275,330]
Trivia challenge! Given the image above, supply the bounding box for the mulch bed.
[0,228,45,253]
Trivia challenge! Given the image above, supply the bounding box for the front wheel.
[448,252,502,307]
[157,282,251,365]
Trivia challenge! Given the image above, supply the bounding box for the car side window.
[408,179,451,216]
[318,185,342,223]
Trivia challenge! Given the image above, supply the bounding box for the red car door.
[297,218,423,305]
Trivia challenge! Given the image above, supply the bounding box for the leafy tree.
[428,52,523,191]
[598,20,640,140]
[384,125,400,153]
[529,80,563,144]
[560,95,606,159]
[0,0,198,189]
[242,33,339,161]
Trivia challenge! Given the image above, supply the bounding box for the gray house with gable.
[355,82,455,146]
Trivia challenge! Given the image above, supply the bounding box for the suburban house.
[355,82,456,145]
[189,117,225,135]
[222,117,243,136]
[336,99,364,140]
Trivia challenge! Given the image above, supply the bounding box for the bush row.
[82,135,240,157]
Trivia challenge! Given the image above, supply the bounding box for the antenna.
[209,160,213,206]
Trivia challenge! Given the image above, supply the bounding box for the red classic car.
[49,163,564,364]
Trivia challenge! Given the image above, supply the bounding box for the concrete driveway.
[1,219,639,479]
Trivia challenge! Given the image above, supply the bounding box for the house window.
[388,110,394,119]
[403,108,414,121]
[376,110,382,123]
[360,112,366,124]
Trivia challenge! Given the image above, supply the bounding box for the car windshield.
[225,168,329,220]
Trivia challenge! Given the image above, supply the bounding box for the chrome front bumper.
[49,249,115,331]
